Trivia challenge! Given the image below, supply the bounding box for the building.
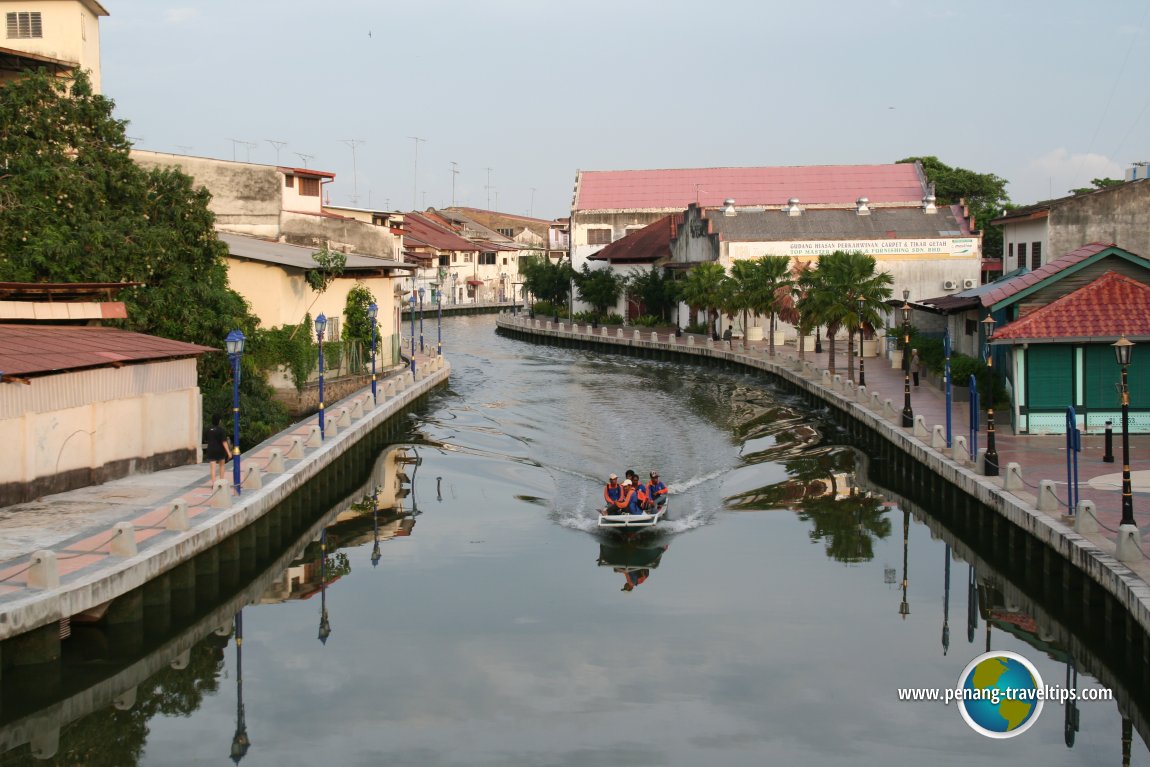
[401,211,483,305]
[0,282,214,505]
[0,0,107,91]
[991,175,1150,274]
[443,206,566,262]
[570,163,935,272]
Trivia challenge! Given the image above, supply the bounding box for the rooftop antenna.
[175,144,193,154]
[485,167,494,210]
[408,136,426,209]
[450,161,459,207]
[529,187,536,217]
[266,139,287,164]
[295,152,314,168]
[243,141,257,163]
[228,138,248,162]
[342,139,366,207]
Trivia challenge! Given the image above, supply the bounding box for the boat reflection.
[598,541,668,593]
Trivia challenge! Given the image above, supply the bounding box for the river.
[1,314,1146,766]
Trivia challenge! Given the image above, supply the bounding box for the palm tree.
[679,262,727,338]
[752,255,794,357]
[799,251,893,378]
[727,260,758,349]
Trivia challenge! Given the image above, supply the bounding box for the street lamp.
[408,293,416,375]
[857,297,866,387]
[943,327,953,447]
[451,272,458,305]
[901,290,914,428]
[314,314,327,440]
[982,314,999,476]
[418,287,425,354]
[1114,336,1135,526]
[317,529,331,644]
[436,284,443,356]
[367,303,378,405]
[229,610,249,763]
[225,329,245,494]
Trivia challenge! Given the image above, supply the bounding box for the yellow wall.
[4,1,105,91]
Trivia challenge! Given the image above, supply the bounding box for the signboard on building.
[731,238,979,260]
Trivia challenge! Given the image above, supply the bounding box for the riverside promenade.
[0,352,449,650]
[497,313,1150,635]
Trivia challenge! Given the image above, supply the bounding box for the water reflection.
[597,541,669,593]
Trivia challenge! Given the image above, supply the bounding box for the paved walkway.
[0,351,443,612]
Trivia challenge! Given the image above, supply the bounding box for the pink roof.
[993,272,1150,341]
[574,164,926,211]
[403,212,479,252]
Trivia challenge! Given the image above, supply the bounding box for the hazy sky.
[102,1,1150,220]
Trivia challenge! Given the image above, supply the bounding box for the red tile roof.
[979,242,1115,308]
[588,215,676,263]
[574,164,926,211]
[403,212,479,252]
[278,166,336,179]
[0,325,216,377]
[992,272,1150,341]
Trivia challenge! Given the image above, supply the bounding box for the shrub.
[685,321,708,334]
[631,315,663,327]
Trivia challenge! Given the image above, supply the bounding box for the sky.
[101,0,1150,221]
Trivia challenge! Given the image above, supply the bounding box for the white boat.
[597,502,667,530]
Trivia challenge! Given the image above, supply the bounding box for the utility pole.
[229,138,248,162]
[266,139,287,164]
[485,167,494,210]
[450,161,459,208]
[342,139,366,207]
[408,136,426,209]
[295,153,314,168]
[529,187,536,217]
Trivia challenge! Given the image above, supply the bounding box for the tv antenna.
[485,167,494,210]
[342,139,366,206]
[408,136,426,209]
[266,139,288,164]
[295,153,314,168]
[450,161,460,207]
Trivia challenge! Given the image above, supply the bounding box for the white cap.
[622,479,632,487]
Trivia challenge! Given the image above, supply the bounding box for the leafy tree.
[342,282,377,373]
[798,251,893,378]
[749,256,794,357]
[724,260,758,349]
[625,266,678,323]
[573,263,624,321]
[0,70,289,443]
[519,254,575,313]
[898,156,1011,259]
[1070,177,1124,195]
[679,262,727,338]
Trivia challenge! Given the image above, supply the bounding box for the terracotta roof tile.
[979,242,1115,308]
[0,325,216,377]
[992,271,1150,341]
[588,215,675,263]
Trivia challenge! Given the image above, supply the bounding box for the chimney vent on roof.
[923,193,937,214]
[722,199,736,217]
[856,197,871,216]
[783,197,802,216]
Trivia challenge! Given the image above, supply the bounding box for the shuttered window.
[1026,346,1073,409]
[6,11,42,38]
[587,228,612,245]
[298,177,319,196]
[1084,343,1150,409]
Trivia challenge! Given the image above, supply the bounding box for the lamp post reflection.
[418,287,425,354]
[367,302,378,405]
[967,564,978,644]
[941,543,950,655]
[318,529,331,644]
[371,487,382,568]
[899,508,910,619]
[229,610,250,763]
[901,290,914,428]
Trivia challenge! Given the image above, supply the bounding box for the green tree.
[749,255,795,357]
[519,254,575,313]
[898,156,1011,259]
[342,282,377,373]
[1070,177,1124,195]
[626,266,678,322]
[679,262,727,338]
[725,260,758,350]
[574,263,624,321]
[798,251,893,378]
[0,70,289,443]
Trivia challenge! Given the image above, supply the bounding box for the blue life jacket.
[648,481,667,504]
[605,484,623,505]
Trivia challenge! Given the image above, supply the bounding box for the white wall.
[4,1,104,91]
[1001,219,1049,271]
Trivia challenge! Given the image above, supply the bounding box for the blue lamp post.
[368,302,378,405]
[437,285,443,356]
[409,293,416,375]
[226,330,245,494]
[315,313,327,440]
[418,286,425,353]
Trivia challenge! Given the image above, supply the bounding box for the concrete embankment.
[0,358,450,655]
[496,314,1150,647]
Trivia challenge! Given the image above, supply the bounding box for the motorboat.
[597,502,667,530]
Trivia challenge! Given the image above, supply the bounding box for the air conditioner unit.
[963,279,978,289]
[942,280,958,291]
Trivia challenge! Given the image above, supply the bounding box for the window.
[587,228,612,245]
[480,253,496,265]
[464,253,473,263]
[1008,242,1014,267]
[1017,243,1027,268]
[502,257,508,265]
[7,11,42,39]
[1031,242,1042,270]
[299,177,319,197]
[438,255,450,267]
[284,175,294,188]
[497,228,515,238]
[965,319,978,336]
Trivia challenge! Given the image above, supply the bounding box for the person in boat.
[647,471,668,509]
[619,568,650,592]
[602,473,623,514]
[629,480,651,514]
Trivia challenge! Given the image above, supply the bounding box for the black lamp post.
[1114,336,1135,526]
[408,293,416,375]
[899,508,910,619]
[229,610,250,763]
[418,287,425,353]
[318,529,331,644]
[436,286,443,356]
[857,296,866,387]
[314,314,327,440]
[371,487,382,567]
[226,330,245,494]
[367,302,378,405]
[901,290,914,427]
[982,314,999,476]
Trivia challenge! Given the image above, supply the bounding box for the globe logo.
[957,651,1044,738]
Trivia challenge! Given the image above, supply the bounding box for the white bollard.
[687,335,695,346]
[336,408,352,428]
[832,373,843,391]
[325,415,338,437]
[350,398,364,419]
[1116,524,1142,563]
[210,479,231,508]
[27,550,59,590]
[111,522,138,558]
[857,385,868,403]
[265,449,285,474]
[883,398,899,420]
[633,330,641,341]
[1074,500,1098,534]
[287,435,306,459]
[951,436,969,464]
[931,425,946,449]
[1003,462,1023,491]
[650,331,659,343]
[822,370,833,387]
[913,415,930,438]
[242,465,263,491]
[871,391,883,410]
[304,426,322,449]
[165,499,189,532]
[1036,480,1060,511]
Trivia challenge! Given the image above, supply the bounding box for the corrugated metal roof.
[219,232,410,272]
[403,212,481,252]
[588,215,676,263]
[980,242,1115,307]
[992,272,1150,341]
[574,164,926,211]
[703,204,972,241]
[0,325,216,377]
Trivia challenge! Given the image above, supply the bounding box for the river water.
[2,314,1147,766]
